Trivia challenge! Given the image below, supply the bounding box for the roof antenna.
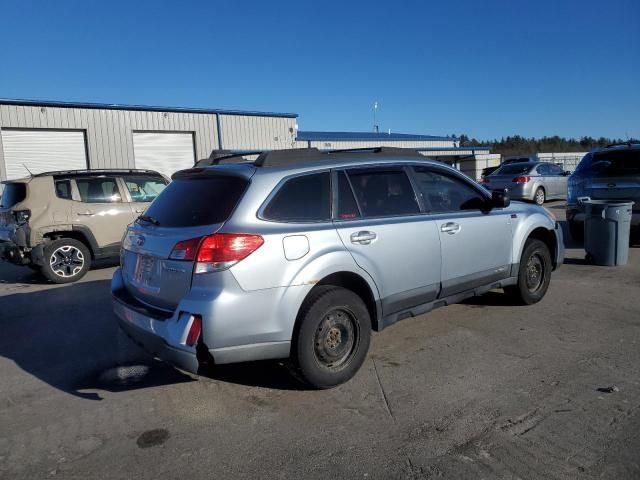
[22,164,33,176]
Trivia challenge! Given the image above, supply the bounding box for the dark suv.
[566,143,640,240]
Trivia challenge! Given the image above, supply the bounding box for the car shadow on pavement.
[0,279,193,401]
[0,258,120,285]
[202,361,307,391]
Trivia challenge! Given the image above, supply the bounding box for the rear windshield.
[493,164,534,175]
[591,150,640,176]
[142,175,248,227]
[0,183,27,208]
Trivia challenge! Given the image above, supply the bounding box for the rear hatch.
[120,170,251,312]
[0,182,27,228]
[587,149,640,210]
[483,164,535,190]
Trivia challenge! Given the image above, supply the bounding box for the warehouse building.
[0,99,298,180]
[0,98,498,182]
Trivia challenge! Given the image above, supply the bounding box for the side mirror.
[491,189,510,209]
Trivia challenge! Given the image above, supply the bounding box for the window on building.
[263,172,331,222]
[76,178,122,203]
[346,168,419,217]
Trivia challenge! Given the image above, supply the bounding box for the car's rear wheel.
[505,239,552,305]
[41,238,91,284]
[534,187,545,205]
[289,286,371,389]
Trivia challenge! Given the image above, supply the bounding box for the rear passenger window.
[76,178,121,203]
[263,172,331,222]
[337,171,360,220]
[412,167,487,212]
[55,180,72,200]
[346,168,419,217]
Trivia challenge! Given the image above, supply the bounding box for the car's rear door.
[548,164,568,199]
[70,176,133,252]
[333,167,441,317]
[410,165,513,298]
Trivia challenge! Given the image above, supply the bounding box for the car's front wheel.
[41,238,92,284]
[505,238,552,305]
[289,286,371,389]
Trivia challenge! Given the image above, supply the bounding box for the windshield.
[493,164,534,175]
[591,150,640,177]
[0,183,27,208]
[141,174,248,227]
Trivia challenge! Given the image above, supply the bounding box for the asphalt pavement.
[1,201,639,479]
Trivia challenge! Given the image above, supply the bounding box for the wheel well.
[527,227,556,267]
[43,231,95,258]
[313,272,379,331]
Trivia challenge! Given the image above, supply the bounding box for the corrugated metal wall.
[218,114,298,150]
[0,104,305,180]
[0,104,220,178]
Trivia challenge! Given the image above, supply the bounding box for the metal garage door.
[1,129,88,180]
[132,132,195,179]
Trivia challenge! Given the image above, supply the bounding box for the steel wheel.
[525,252,545,293]
[49,245,85,278]
[313,308,358,370]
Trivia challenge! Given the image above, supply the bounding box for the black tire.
[505,239,552,305]
[289,286,371,389]
[534,187,545,205]
[41,238,92,284]
[568,220,584,242]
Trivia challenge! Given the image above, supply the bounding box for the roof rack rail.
[200,150,264,166]
[254,147,426,167]
[33,168,161,177]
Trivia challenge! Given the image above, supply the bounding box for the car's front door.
[70,176,132,253]
[333,167,441,317]
[120,174,169,221]
[411,166,513,298]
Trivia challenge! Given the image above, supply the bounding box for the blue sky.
[0,0,638,140]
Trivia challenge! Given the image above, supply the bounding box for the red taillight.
[186,315,202,347]
[169,237,201,261]
[196,233,264,263]
[512,176,531,183]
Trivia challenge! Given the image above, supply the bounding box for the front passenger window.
[412,167,487,213]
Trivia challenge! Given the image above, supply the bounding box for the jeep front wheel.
[289,286,371,389]
[42,238,91,284]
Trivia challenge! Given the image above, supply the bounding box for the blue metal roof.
[416,146,490,152]
[0,98,298,118]
[297,131,455,141]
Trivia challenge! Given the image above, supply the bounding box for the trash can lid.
[578,198,635,207]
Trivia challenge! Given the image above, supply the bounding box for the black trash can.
[579,198,634,266]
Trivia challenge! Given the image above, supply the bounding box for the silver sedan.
[482,161,570,205]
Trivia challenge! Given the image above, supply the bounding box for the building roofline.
[416,146,491,152]
[0,98,298,119]
[297,130,455,141]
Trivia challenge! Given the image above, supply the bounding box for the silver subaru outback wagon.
[112,148,564,388]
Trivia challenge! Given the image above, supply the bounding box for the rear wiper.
[138,214,160,226]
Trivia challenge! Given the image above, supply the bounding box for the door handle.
[350,231,377,245]
[135,208,145,213]
[77,211,95,216]
[440,222,461,234]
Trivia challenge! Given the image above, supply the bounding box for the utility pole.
[373,101,379,133]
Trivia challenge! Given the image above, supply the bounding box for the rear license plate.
[133,254,157,287]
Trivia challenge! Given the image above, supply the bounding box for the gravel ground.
[1,201,639,479]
